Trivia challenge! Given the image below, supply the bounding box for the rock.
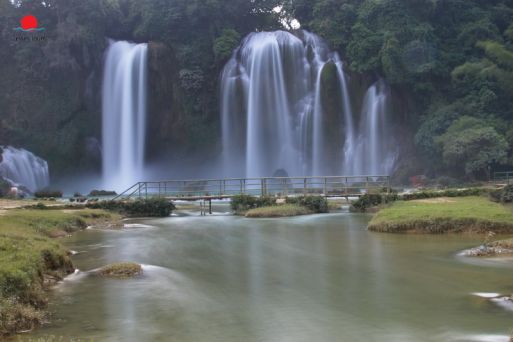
[96,262,142,279]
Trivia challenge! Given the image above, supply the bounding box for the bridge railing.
[113,175,391,200]
[493,171,513,185]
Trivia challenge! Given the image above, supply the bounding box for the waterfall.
[0,146,49,192]
[343,81,397,175]
[102,41,148,191]
[220,30,397,177]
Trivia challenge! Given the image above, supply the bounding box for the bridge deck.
[114,175,391,201]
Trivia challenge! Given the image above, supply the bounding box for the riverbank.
[463,238,513,257]
[0,205,119,336]
[368,196,513,233]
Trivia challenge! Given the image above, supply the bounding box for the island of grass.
[231,195,329,218]
[97,262,142,278]
[368,196,513,234]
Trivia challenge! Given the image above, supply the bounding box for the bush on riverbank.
[285,196,329,213]
[34,190,63,198]
[231,195,328,215]
[230,195,275,212]
[245,204,311,218]
[401,188,484,201]
[490,185,513,203]
[0,208,116,336]
[88,190,117,197]
[368,197,513,233]
[351,193,398,212]
[86,198,175,217]
[351,188,486,212]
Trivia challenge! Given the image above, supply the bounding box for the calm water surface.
[23,206,513,341]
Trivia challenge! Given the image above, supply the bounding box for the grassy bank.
[368,197,513,233]
[0,207,118,336]
[245,204,312,218]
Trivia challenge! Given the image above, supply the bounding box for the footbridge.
[113,175,391,201]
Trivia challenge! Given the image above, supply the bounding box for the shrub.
[490,185,513,203]
[87,198,175,217]
[351,193,398,212]
[286,196,329,213]
[0,178,10,198]
[402,188,483,201]
[230,195,275,212]
[88,190,117,197]
[34,190,63,198]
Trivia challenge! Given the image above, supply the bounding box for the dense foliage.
[231,194,328,213]
[2,0,513,181]
[86,198,175,217]
[287,0,513,179]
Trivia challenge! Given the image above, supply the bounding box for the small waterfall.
[220,30,397,177]
[343,81,397,175]
[102,41,148,191]
[0,146,49,192]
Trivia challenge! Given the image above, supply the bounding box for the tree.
[436,116,508,177]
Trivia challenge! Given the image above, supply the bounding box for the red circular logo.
[20,15,38,30]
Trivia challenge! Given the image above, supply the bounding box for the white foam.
[471,292,501,298]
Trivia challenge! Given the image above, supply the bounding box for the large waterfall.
[0,146,49,192]
[220,30,396,177]
[102,41,148,191]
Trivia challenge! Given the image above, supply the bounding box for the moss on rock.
[97,262,143,279]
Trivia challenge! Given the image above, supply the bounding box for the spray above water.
[220,30,397,177]
[102,41,148,191]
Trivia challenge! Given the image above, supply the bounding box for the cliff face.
[0,30,105,178]
[0,4,418,181]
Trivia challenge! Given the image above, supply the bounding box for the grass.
[245,204,312,218]
[368,196,513,233]
[0,207,119,336]
[97,262,142,279]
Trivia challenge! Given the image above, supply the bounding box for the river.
[23,204,513,341]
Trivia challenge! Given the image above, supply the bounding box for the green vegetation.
[231,195,328,216]
[286,0,513,180]
[245,204,311,218]
[351,188,486,212]
[97,262,142,279]
[34,191,63,199]
[1,1,513,179]
[351,193,398,212]
[86,198,175,217]
[368,196,513,233]
[0,208,117,336]
[230,195,276,213]
[285,196,329,213]
[88,190,117,197]
[490,185,513,203]
[401,188,485,201]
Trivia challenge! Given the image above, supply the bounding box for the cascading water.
[102,41,148,191]
[343,81,397,175]
[0,146,49,192]
[221,30,397,177]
